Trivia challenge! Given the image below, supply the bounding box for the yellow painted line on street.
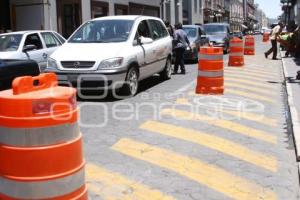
[226,73,273,82]
[161,109,277,144]
[86,163,175,200]
[140,120,277,172]
[112,138,277,200]
[225,82,276,96]
[175,98,278,127]
[225,88,276,104]
[225,68,278,76]
[225,69,277,78]
[225,77,276,90]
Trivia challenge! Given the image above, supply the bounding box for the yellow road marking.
[225,82,276,96]
[86,163,175,200]
[225,68,278,76]
[112,138,277,200]
[225,77,276,90]
[175,98,278,127]
[140,120,277,172]
[225,88,276,104]
[226,73,273,82]
[161,109,277,144]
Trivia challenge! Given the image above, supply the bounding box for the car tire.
[121,67,139,97]
[160,57,172,80]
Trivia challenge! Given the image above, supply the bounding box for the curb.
[280,51,300,161]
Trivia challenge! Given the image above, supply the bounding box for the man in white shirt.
[264,22,284,60]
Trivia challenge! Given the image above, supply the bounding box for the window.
[53,32,66,44]
[24,33,43,50]
[136,20,151,38]
[194,0,197,13]
[0,34,22,52]
[41,32,61,48]
[148,20,168,40]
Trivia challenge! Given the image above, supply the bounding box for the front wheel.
[121,67,139,97]
[160,58,172,80]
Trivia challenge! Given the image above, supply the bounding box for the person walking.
[264,22,284,60]
[164,20,174,37]
[173,23,190,74]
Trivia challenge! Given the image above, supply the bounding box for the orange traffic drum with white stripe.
[196,46,224,95]
[0,73,87,200]
[228,37,244,67]
[244,35,255,55]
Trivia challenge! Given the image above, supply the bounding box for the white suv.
[46,15,173,96]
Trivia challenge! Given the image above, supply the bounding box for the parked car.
[182,25,209,62]
[203,23,232,53]
[45,15,173,96]
[0,31,66,72]
[0,59,40,91]
[232,31,243,39]
[254,30,261,35]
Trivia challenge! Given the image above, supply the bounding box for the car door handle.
[43,53,48,59]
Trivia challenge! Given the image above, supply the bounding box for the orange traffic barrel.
[0,73,87,200]
[196,46,224,95]
[263,32,270,42]
[244,35,255,55]
[228,37,244,67]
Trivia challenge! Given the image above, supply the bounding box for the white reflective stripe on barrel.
[198,70,224,77]
[230,43,243,47]
[0,123,79,147]
[244,46,254,49]
[198,54,223,61]
[0,167,85,199]
[229,52,244,56]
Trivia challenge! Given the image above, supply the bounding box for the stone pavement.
[80,36,300,200]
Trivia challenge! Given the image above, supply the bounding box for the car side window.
[148,20,169,40]
[24,33,43,50]
[53,32,66,44]
[137,20,151,39]
[41,32,61,48]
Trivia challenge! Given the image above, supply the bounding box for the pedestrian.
[164,20,174,37]
[264,22,285,60]
[173,22,191,74]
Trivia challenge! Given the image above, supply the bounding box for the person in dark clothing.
[173,23,190,74]
[164,20,174,37]
[264,22,284,60]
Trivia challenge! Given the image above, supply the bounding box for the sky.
[255,0,282,18]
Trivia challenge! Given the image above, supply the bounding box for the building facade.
[203,0,225,23]
[230,0,244,31]
[182,0,204,25]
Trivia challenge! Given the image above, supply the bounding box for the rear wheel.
[121,67,139,97]
[160,58,172,80]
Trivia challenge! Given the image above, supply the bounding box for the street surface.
[79,36,300,200]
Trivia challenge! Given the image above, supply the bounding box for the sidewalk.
[281,52,300,162]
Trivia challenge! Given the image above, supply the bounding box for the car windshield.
[0,34,22,52]
[203,25,226,34]
[182,27,197,39]
[69,20,134,43]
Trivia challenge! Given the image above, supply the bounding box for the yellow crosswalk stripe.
[225,69,277,78]
[225,82,276,96]
[140,120,277,172]
[86,163,175,200]
[226,73,275,82]
[225,68,278,76]
[112,138,277,200]
[225,88,276,104]
[161,109,277,144]
[225,77,276,89]
[175,98,278,127]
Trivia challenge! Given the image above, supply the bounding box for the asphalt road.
[79,36,300,200]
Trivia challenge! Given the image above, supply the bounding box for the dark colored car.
[182,25,209,62]
[233,31,243,39]
[203,23,232,53]
[0,59,40,91]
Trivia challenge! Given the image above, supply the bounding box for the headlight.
[98,57,123,69]
[47,58,58,69]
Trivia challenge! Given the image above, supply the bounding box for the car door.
[40,32,63,71]
[134,20,157,79]
[23,33,47,70]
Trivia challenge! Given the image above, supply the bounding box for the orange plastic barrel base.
[244,50,255,55]
[0,185,88,200]
[196,87,224,95]
[228,57,244,67]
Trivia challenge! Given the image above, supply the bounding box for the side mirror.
[140,36,153,45]
[23,44,37,52]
